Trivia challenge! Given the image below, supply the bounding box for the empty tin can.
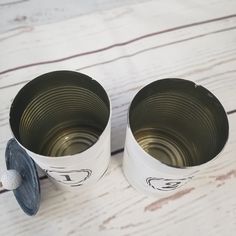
[9,71,111,191]
[123,78,229,196]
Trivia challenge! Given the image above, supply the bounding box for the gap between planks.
[0,110,236,195]
[0,14,235,76]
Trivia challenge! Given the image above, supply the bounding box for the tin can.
[9,71,111,191]
[123,78,229,196]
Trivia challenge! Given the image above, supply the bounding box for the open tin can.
[123,78,229,196]
[2,71,111,215]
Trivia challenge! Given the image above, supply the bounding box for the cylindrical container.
[9,71,111,191]
[123,78,229,196]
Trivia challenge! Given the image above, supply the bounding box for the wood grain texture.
[0,0,236,235]
[0,0,147,33]
[0,113,236,236]
[1,0,236,155]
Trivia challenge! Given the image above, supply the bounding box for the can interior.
[129,79,229,168]
[10,71,110,157]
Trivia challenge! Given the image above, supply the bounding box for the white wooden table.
[0,0,236,235]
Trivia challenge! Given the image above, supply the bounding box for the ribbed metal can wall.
[123,78,229,196]
[9,71,111,191]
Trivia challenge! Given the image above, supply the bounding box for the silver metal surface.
[129,78,229,168]
[10,71,110,157]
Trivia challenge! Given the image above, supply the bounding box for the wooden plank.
[0,0,148,33]
[1,0,236,73]
[0,113,236,236]
[0,1,236,235]
[0,0,236,179]
[0,17,236,150]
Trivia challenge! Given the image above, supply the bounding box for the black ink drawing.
[45,169,92,187]
[146,176,193,191]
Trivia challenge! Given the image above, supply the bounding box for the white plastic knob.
[1,170,22,190]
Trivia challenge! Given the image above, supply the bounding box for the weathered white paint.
[0,0,236,157]
[0,0,148,34]
[0,0,236,235]
[0,112,236,235]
